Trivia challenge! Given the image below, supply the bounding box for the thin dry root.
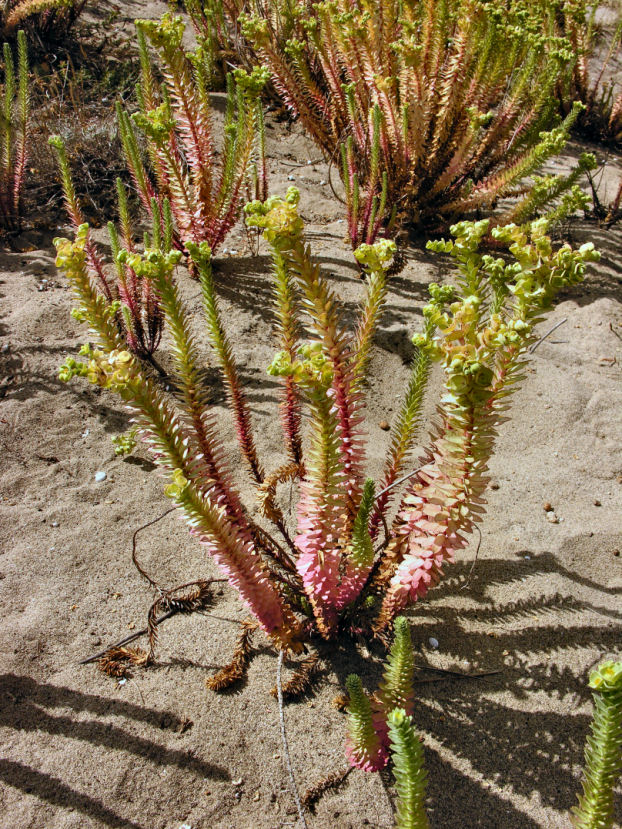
[97,646,151,678]
[206,620,258,691]
[270,653,322,700]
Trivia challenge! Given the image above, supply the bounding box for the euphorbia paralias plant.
[0,30,28,235]
[51,133,175,361]
[117,14,268,259]
[56,188,598,651]
[346,617,429,829]
[347,621,621,829]
[237,0,584,248]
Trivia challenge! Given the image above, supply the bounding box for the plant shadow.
[308,550,621,827]
[0,673,230,828]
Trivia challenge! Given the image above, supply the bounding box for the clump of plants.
[559,0,622,144]
[1,0,88,47]
[117,14,268,259]
[0,30,28,236]
[55,187,599,652]
[51,134,174,361]
[181,0,306,101]
[234,0,583,248]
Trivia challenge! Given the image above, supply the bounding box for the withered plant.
[236,0,583,248]
[1,0,88,46]
[559,0,622,144]
[0,30,28,236]
[117,14,268,260]
[51,134,173,360]
[56,188,598,652]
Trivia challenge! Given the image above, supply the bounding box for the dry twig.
[206,620,258,691]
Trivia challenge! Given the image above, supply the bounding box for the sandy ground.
[1,3,622,828]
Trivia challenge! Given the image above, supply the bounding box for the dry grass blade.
[97,646,151,679]
[270,653,322,700]
[206,619,258,691]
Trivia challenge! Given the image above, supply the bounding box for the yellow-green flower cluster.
[164,468,189,500]
[111,428,138,457]
[132,103,176,145]
[589,661,622,692]
[421,218,601,409]
[245,187,304,250]
[354,238,396,271]
[232,66,270,95]
[54,224,89,272]
[86,348,135,391]
[268,342,333,392]
[136,13,185,51]
[117,246,182,278]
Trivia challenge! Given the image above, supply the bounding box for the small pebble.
[94,471,107,482]
[490,482,499,490]
[118,678,127,686]
[524,555,531,560]
[546,512,559,524]
[613,549,620,557]
[287,174,295,181]
[543,502,553,512]
[306,159,312,165]
[379,419,390,431]
[51,521,59,528]
[593,499,602,506]
[232,778,244,787]
[1,343,9,353]
[428,637,439,649]
[320,179,327,185]
[253,792,260,801]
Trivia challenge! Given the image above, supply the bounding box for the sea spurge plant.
[1,30,28,235]
[117,14,268,259]
[572,661,622,829]
[236,0,582,247]
[387,708,430,829]
[50,141,178,360]
[373,221,598,626]
[345,616,415,771]
[181,0,304,102]
[558,0,622,144]
[346,619,429,827]
[1,0,87,45]
[57,190,598,652]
